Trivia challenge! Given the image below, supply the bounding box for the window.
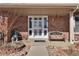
[44,30,47,35]
[29,17,32,28]
[34,18,37,20]
[74,16,79,32]
[34,20,38,27]
[44,17,48,28]
[39,18,42,20]
[34,29,37,35]
[39,29,42,35]
[75,17,79,21]
[29,17,32,20]
[39,21,42,27]
[29,30,32,35]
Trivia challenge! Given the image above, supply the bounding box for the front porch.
[0,4,79,44]
[24,39,71,56]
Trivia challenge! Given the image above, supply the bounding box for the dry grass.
[47,43,79,56]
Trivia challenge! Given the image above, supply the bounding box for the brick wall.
[8,16,28,41]
[48,15,69,40]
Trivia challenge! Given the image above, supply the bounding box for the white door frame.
[28,16,48,39]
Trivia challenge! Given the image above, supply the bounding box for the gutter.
[72,5,79,13]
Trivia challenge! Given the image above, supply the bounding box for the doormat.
[34,40,45,42]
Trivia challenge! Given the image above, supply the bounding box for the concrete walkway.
[27,42,49,56]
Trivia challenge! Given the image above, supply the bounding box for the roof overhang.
[0,3,79,8]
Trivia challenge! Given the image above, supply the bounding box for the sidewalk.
[27,42,49,56]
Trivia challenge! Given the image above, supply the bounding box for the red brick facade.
[7,16,28,41]
[48,15,69,40]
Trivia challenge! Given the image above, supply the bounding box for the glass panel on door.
[34,29,38,36]
[34,21,37,28]
[33,17,43,37]
[34,29,42,36]
[39,21,42,28]
[39,29,42,35]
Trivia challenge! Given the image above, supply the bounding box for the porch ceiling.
[15,8,71,15]
[0,8,71,16]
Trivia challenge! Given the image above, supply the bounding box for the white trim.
[70,12,74,44]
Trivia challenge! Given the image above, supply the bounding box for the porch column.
[70,12,75,44]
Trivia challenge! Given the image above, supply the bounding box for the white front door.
[28,16,48,39]
[33,19,42,38]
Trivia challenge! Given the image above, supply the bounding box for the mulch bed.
[0,42,28,56]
